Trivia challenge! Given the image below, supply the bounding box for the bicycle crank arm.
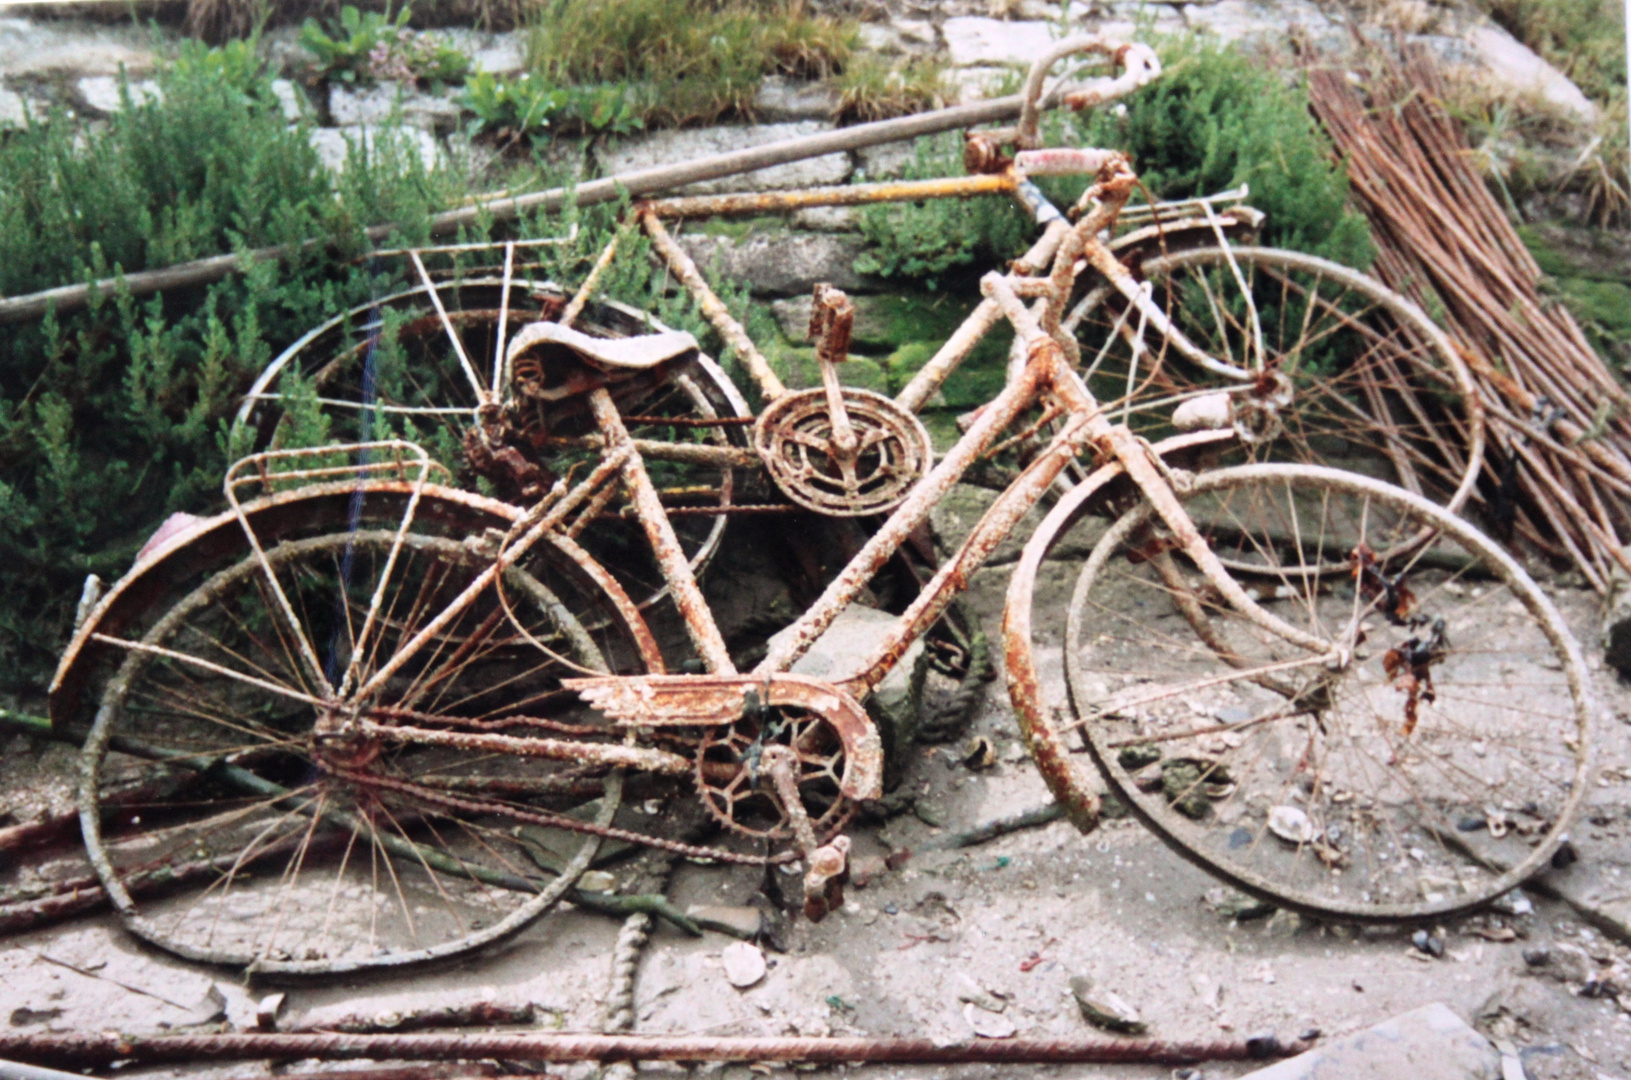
[565,673,884,802]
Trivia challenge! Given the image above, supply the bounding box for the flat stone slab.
[1467,21,1599,125]
[0,88,30,128]
[77,76,162,116]
[270,79,307,123]
[753,76,838,122]
[0,15,158,78]
[595,121,850,194]
[942,17,1058,67]
[309,125,441,174]
[330,83,463,134]
[1239,1003,1499,1080]
[471,32,525,75]
[1184,0,1336,44]
[676,232,870,296]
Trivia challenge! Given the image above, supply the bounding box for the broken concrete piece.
[686,904,762,939]
[956,974,1007,1013]
[721,941,766,988]
[1237,1002,1498,1079]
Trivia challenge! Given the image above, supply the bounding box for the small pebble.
[721,941,766,988]
[1411,929,1445,958]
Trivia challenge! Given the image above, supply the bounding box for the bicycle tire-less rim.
[1009,462,1591,921]
[79,530,648,974]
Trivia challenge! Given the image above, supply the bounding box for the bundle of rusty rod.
[1306,39,1631,590]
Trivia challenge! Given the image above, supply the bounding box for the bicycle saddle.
[506,320,698,372]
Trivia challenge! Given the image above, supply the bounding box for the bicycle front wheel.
[1008,462,1592,920]
[1069,247,1484,513]
[80,527,652,975]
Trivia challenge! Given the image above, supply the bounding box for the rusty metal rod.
[0,1031,1309,1068]
[645,174,1016,218]
[639,208,787,402]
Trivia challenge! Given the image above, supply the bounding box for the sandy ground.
[5,517,1631,1080]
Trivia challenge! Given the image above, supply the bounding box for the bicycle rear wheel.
[233,278,752,610]
[1007,462,1591,920]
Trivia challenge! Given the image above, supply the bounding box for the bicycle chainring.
[753,387,932,517]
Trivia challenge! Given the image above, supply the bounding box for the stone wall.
[0,0,1601,308]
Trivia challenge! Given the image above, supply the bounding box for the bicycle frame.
[282,164,1329,806]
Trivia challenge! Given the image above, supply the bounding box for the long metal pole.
[0,1031,1309,1068]
[0,91,1061,325]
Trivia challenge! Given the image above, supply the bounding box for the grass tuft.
[525,0,855,127]
[834,53,952,122]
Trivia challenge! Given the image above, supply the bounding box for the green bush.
[1073,34,1372,268]
[0,46,459,692]
[853,132,1035,287]
[850,34,1371,288]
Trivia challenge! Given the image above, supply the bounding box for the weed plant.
[525,0,855,128]
[0,43,457,690]
[301,5,471,86]
[834,54,952,122]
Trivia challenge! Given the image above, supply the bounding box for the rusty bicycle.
[51,38,1590,977]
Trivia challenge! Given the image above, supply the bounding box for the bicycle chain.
[326,763,796,866]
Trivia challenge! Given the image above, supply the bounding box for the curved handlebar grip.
[1014,36,1163,149]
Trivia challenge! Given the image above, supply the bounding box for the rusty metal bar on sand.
[0,1031,1310,1068]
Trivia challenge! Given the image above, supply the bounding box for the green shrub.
[849,34,1371,288]
[852,132,1035,287]
[301,5,471,86]
[526,0,855,127]
[0,46,460,691]
[1073,34,1372,268]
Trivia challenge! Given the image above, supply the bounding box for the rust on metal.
[644,174,1016,219]
[638,208,787,401]
[0,1030,1311,1068]
[565,672,883,803]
